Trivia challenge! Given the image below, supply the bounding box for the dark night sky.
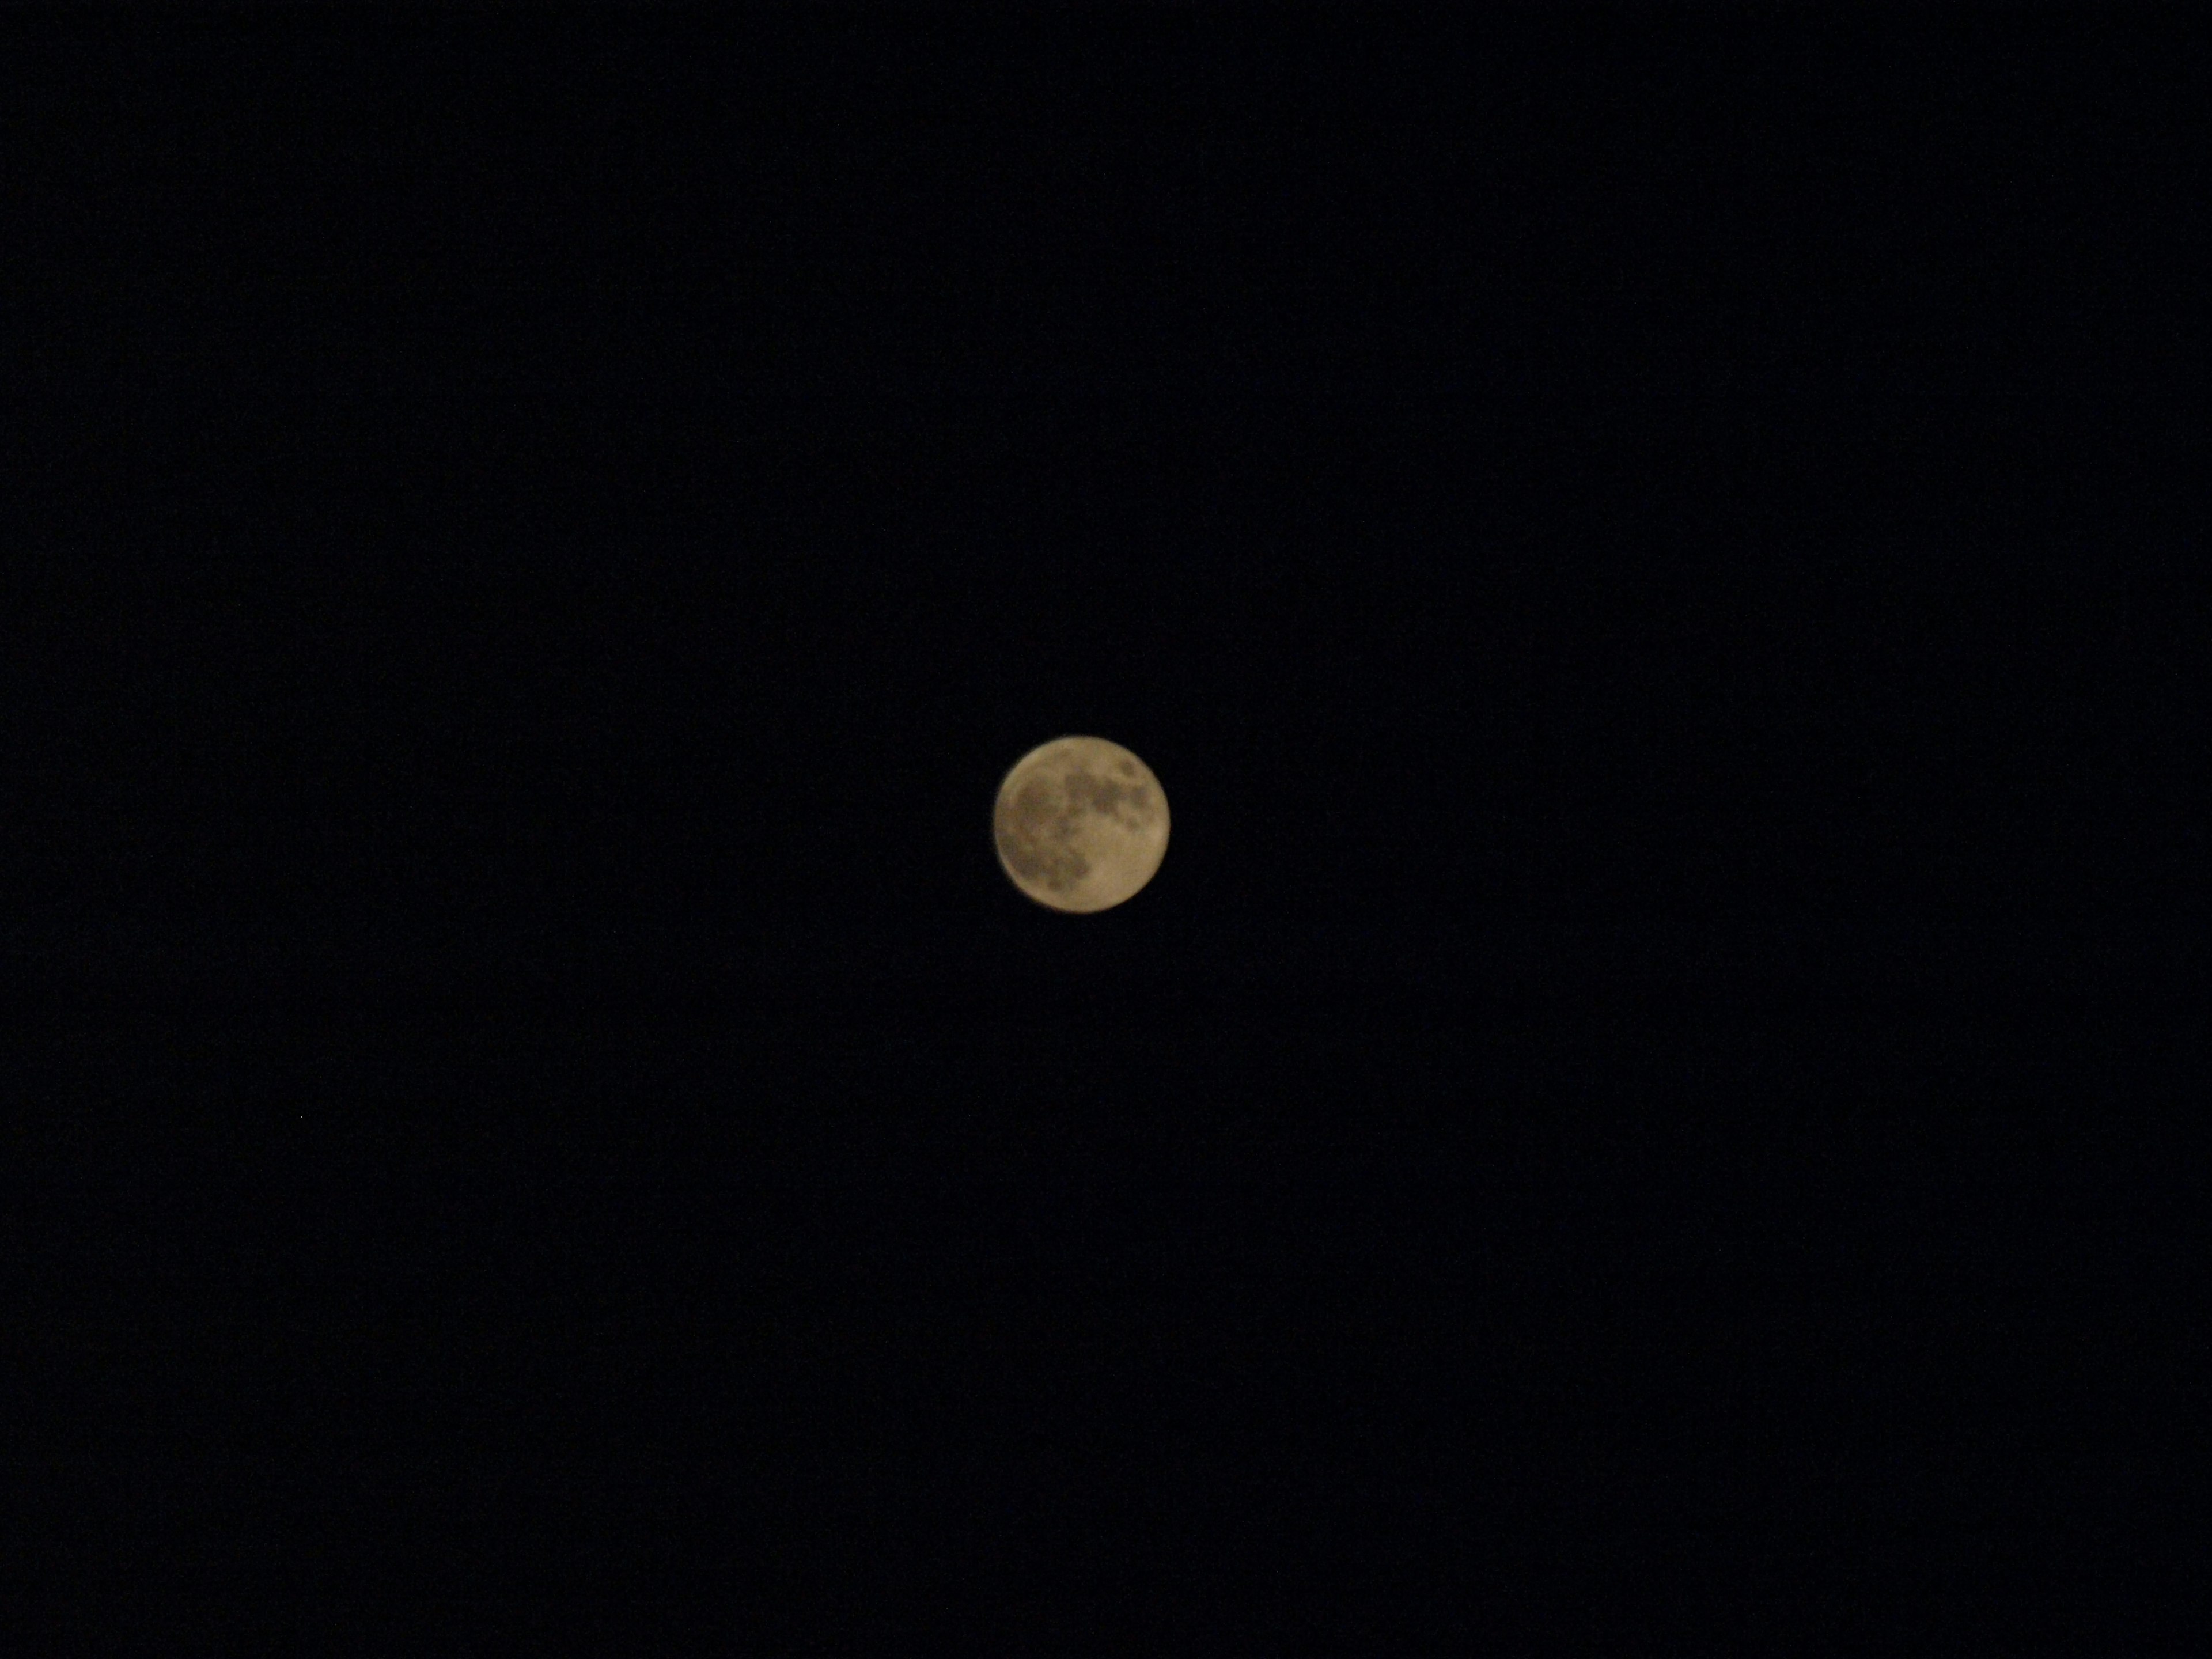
[4,12,2195,1651]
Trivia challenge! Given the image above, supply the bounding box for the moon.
[993,736,1170,914]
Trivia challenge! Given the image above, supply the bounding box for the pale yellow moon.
[993,736,1169,913]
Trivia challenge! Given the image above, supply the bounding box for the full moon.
[993,736,1170,913]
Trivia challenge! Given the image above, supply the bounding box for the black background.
[3,12,2197,1652]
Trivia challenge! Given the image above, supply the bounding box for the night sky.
[6,13,2192,1651]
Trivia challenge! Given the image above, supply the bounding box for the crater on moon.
[993,736,1169,914]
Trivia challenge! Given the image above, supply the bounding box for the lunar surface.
[993,736,1169,913]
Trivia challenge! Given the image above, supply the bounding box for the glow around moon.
[993,736,1169,913]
